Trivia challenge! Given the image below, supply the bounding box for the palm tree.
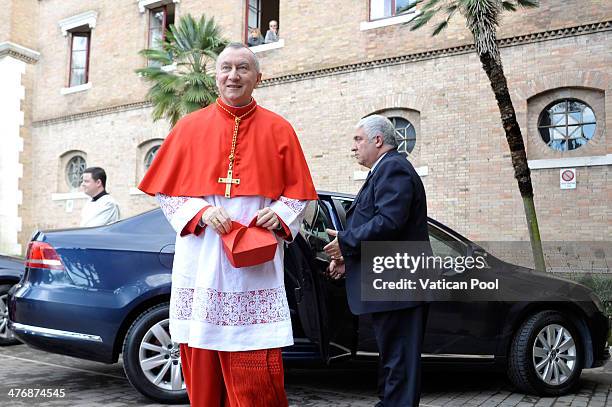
[136,14,227,127]
[407,0,545,271]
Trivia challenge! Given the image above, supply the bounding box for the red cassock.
[138,98,318,201]
[181,344,287,407]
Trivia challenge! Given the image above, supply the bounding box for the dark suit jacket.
[338,150,431,315]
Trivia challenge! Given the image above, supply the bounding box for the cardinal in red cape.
[139,43,317,407]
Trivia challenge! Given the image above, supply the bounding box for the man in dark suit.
[324,115,430,407]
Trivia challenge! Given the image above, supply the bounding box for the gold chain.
[217,102,257,171]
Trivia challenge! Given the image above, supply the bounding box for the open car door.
[284,200,357,363]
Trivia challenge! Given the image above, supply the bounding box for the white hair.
[216,42,261,73]
[356,115,398,148]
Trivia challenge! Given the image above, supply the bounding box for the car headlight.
[590,292,605,313]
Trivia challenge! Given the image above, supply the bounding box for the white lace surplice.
[156,193,308,351]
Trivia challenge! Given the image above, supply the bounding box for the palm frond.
[428,2,460,36]
[502,1,517,12]
[172,15,196,52]
[410,9,437,31]
[183,86,209,103]
[516,0,539,8]
[136,13,226,126]
[421,0,443,12]
[138,48,174,65]
[182,72,207,86]
[502,0,538,11]
[432,19,449,36]
[157,75,184,93]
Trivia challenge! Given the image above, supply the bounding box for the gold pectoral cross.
[218,169,240,199]
[216,101,257,198]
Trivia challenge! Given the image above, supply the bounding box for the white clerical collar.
[370,151,389,173]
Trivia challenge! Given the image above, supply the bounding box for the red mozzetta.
[139,98,317,201]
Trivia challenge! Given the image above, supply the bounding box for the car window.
[428,225,467,258]
[334,198,353,213]
[315,197,468,260]
[301,201,334,253]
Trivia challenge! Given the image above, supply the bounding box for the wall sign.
[560,168,576,190]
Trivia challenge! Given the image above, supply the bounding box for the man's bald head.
[216,42,261,73]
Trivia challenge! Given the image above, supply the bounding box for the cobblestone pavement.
[0,344,609,406]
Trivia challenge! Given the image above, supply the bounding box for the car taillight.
[25,241,64,270]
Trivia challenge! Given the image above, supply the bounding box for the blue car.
[8,192,610,403]
[0,254,24,346]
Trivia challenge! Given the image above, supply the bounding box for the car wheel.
[0,284,20,346]
[122,303,188,404]
[508,310,583,396]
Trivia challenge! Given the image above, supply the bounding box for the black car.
[1,254,24,346]
[9,192,610,403]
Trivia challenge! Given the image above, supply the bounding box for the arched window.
[66,155,87,189]
[389,116,416,155]
[538,99,596,152]
[144,145,160,171]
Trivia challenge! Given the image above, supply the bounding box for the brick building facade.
[1,1,610,267]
